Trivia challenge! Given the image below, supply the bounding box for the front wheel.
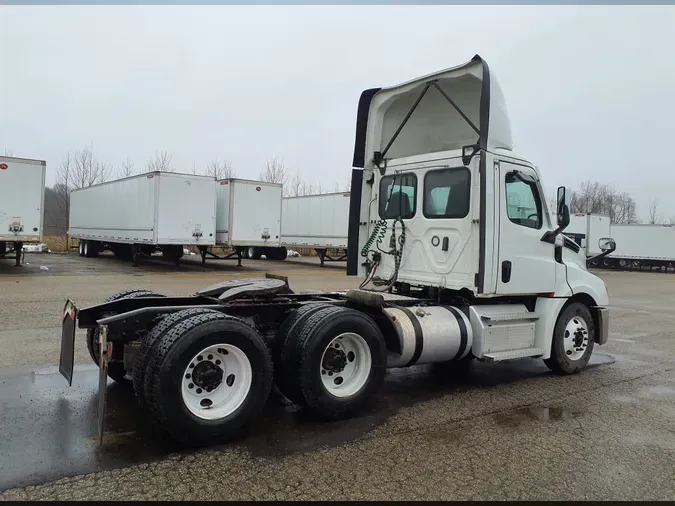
[544,302,595,375]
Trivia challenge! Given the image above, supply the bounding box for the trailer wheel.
[284,306,386,420]
[276,247,288,261]
[247,247,261,260]
[274,303,335,403]
[544,302,595,375]
[78,241,85,257]
[145,311,273,446]
[134,308,226,410]
[86,289,165,384]
[83,240,99,258]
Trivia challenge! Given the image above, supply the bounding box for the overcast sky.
[2,5,674,221]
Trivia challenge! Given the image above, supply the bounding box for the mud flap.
[59,300,78,386]
[97,325,110,445]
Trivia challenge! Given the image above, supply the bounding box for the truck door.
[376,156,477,290]
[496,161,557,295]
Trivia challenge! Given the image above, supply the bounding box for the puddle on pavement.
[0,353,616,490]
[494,406,579,428]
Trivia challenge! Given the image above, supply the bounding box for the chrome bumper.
[593,306,609,345]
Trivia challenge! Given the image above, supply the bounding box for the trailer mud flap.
[97,325,110,445]
[59,299,78,386]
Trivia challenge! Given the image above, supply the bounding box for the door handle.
[502,260,512,283]
[442,237,449,251]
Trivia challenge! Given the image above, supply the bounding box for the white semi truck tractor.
[58,55,616,447]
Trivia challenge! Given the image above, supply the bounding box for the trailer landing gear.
[315,248,348,267]
[14,241,23,267]
[198,246,245,267]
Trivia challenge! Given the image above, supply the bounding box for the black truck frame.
[59,274,435,446]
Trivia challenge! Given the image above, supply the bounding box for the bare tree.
[3,149,13,156]
[191,161,198,175]
[68,145,112,189]
[288,170,304,197]
[571,180,639,224]
[345,177,351,193]
[50,152,74,249]
[302,181,315,196]
[117,157,136,178]
[333,182,340,193]
[648,198,660,224]
[259,156,289,187]
[146,150,174,173]
[206,158,236,180]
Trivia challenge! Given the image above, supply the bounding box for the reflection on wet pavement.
[0,353,615,491]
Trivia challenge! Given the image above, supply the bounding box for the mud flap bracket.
[97,325,110,445]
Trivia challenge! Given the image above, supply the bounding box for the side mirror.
[598,237,616,253]
[556,186,571,228]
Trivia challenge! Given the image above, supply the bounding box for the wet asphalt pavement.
[1,255,674,500]
[1,354,620,494]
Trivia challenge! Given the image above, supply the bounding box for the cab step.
[482,347,547,362]
[480,312,539,323]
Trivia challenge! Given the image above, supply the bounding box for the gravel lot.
[0,253,674,500]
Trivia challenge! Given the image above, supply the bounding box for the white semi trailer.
[280,191,350,266]
[59,55,616,447]
[198,178,285,266]
[0,156,46,267]
[603,224,675,271]
[69,171,216,266]
[563,213,611,258]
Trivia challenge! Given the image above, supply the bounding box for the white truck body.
[69,172,216,246]
[350,54,610,362]
[281,192,350,249]
[215,179,282,248]
[58,55,614,447]
[563,214,611,256]
[608,224,675,261]
[0,156,46,244]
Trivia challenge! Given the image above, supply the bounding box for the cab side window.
[379,173,417,220]
[423,168,471,219]
[505,172,542,229]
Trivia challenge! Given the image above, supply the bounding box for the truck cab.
[348,54,612,366]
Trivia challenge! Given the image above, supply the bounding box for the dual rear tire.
[243,247,288,261]
[136,309,273,446]
[132,304,386,445]
[274,305,387,420]
[79,240,100,258]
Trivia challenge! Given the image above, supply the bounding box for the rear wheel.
[144,311,273,446]
[78,241,85,257]
[274,303,335,403]
[133,308,226,410]
[84,240,99,258]
[247,246,261,260]
[86,289,165,383]
[281,306,386,420]
[544,302,595,375]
